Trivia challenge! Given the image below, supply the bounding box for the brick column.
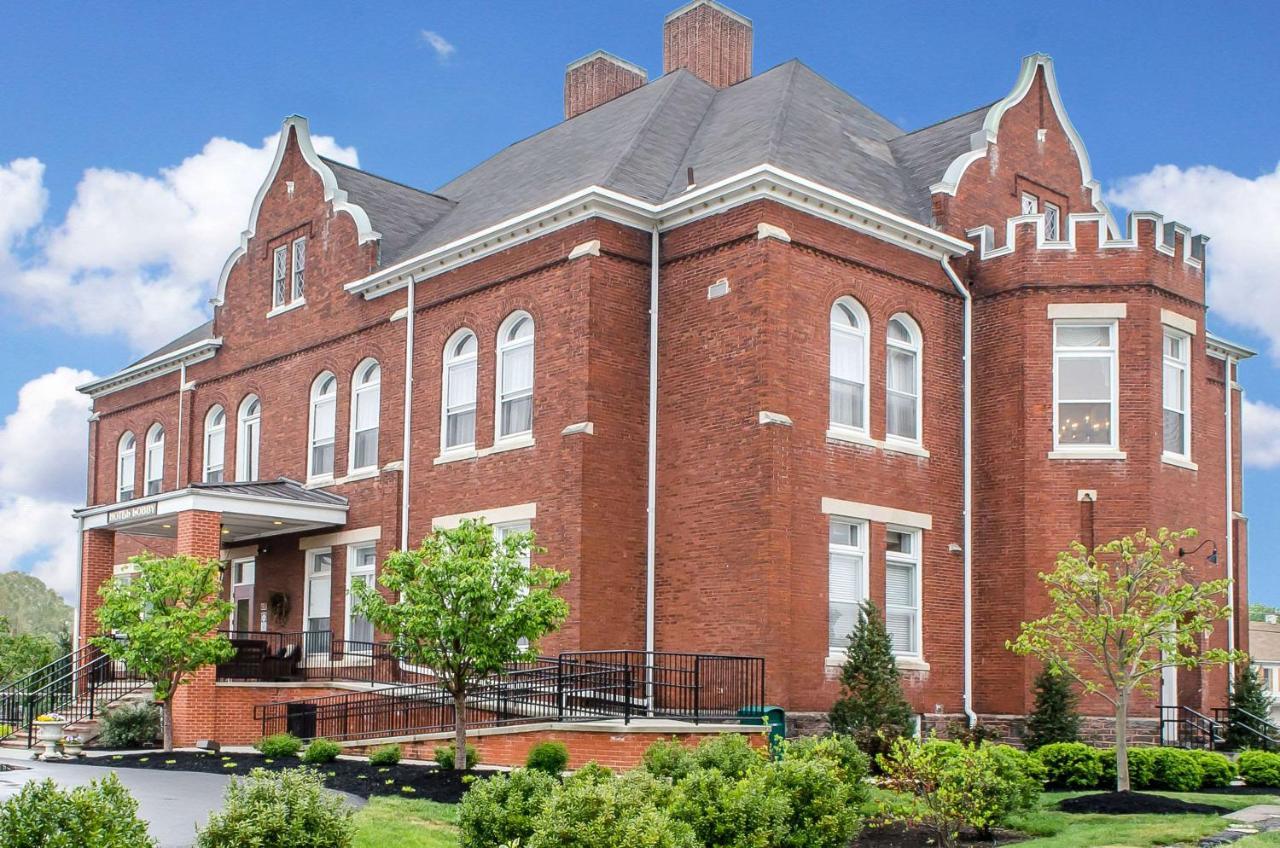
[78,528,115,646]
[172,509,224,746]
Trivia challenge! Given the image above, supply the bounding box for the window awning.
[74,478,348,544]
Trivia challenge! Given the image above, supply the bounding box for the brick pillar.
[78,528,115,646]
[172,509,224,746]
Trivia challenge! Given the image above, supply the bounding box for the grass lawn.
[1235,833,1280,846]
[353,796,460,848]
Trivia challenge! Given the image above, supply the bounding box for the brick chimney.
[564,50,648,119]
[663,0,752,89]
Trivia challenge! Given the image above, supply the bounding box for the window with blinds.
[828,518,867,652]
[884,528,921,656]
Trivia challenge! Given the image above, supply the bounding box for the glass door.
[229,558,256,637]
[305,550,332,656]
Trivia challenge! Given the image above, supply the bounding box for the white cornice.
[211,115,381,308]
[77,338,223,399]
[345,164,973,300]
[1206,332,1257,361]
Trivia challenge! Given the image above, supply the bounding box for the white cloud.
[1108,163,1280,356]
[1244,397,1280,470]
[420,30,456,62]
[0,131,358,352]
[0,367,95,601]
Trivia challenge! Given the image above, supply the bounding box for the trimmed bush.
[782,733,871,786]
[671,765,790,848]
[983,744,1046,811]
[1238,749,1280,787]
[459,768,559,848]
[0,772,154,848]
[255,733,303,759]
[302,738,342,765]
[691,733,765,779]
[527,769,695,848]
[196,768,354,848]
[565,761,614,785]
[368,744,401,767]
[642,739,697,783]
[1190,750,1236,788]
[435,743,477,770]
[1100,747,1158,789]
[526,741,569,776]
[100,701,162,749]
[1150,748,1204,791]
[1033,742,1103,789]
[759,756,865,848]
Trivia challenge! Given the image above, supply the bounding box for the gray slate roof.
[322,158,455,265]
[126,319,215,368]
[189,477,348,505]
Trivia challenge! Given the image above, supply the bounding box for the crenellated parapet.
[964,210,1207,304]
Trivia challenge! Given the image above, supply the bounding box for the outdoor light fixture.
[1178,539,1219,565]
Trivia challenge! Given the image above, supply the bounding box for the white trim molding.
[756,223,791,242]
[77,338,223,399]
[1047,302,1127,320]
[820,496,933,531]
[968,210,1204,270]
[433,502,537,530]
[220,545,258,560]
[561,421,595,436]
[1047,449,1127,461]
[757,411,793,426]
[1161,309,1198,336]
[299,525,381,550]
[568,239,601,259]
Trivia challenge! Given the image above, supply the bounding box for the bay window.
[1053,321,1118,450]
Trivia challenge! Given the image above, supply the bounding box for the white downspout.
[1225,354,1236,682]
[176,363,187,489]
[941,258,977,727]
[646,225,660,698]
[400,276,416,551]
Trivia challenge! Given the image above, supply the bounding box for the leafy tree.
[93,554,235,751]
[353,519,570,770]
[1009,529,1240,791]
[828,600,914,760]
[0,571,73,640]
[1023,666,1082,750]
[1225,661,1277,749]
[1250,603,1280,622]
[0,616,60,685]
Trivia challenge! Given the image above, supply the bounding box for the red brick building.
[74,1,1252,746]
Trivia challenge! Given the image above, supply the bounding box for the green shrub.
[255,733,303,759]
[527,769,696,848]
[459,768,559,848]
[642,739,697,782]
[1099,747,1158,789]
[435,743,477,770]
[671,765,790,848]
[0,772,154,848]
[526,741,569,775]
[368,744,401,767]
[982,744,1046,812]
[1023,667,1082,750]
[691,733,765,779]
[759,756,864,848]
[302,738,342,765]
[565,761,614,785]
[1190,750,1236,788]
[196,768,354,848]
[1238,749,1280,787]
[1033,742,1103,789]
[1149,748,1204,791]
[828,601,914,762]
[100,701,162,749]
[781,733,871,787]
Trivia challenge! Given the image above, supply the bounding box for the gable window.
[1021,192,1038,216]
[237,395,261,481]
[309,373,337,480]
[496,312,534,441]
[828,518,867,653]
[1163,330,1191,459]
[350,360,380,472]
[272,246,288,308]
[885,528,922,657]
[144,424,165,496]
[292,237,306,300]
[1054,321,1118,449]
[203,406,226,483]
[886,315,921,443]
[443,330,477,451]
[116,432,136,502]
[829,298,869,434]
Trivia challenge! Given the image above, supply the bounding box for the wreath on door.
[267,591,291,624]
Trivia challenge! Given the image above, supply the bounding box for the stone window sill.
[1161,453,1199,471]
[434,436,536,466]
[266,299,306,319]
[1047,449,1127,461]
[827,427,930,458]
[827,652,929,672]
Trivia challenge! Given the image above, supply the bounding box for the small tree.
[1009,529,1240,791]
[353,519,569,770]
[1023,666,1082,750]
[1225,661,1276,749]
[93,554,234,752]
[0,616,60,684]
[829,600,914,760]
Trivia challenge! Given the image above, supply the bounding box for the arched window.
[496,312,534,440]
[886,315,922,443]
[350,359,381,471]
[308,373,338,479]
[203,406,226,483]
[829,298,869,433]
[237,395,261,481]
[144,424,165,496]
[116,432,136,502]
[442,330,478,451]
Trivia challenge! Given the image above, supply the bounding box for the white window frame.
[495,520,533,648]
[345,543,378,648]
[291,237,306,301]
[828,297,871,437]
[272,245,288,308]
[827,517,869,656]
[302,548,333,656]
[1162,328,1191,462]
[884,525,923,659]
[116,432,136,502]
[495,311,535,443]
[885,314,923,445]
[441,329,478,453]
[228,557,256,633]
[308,373,338,482]
[236,395,261,482]
[349,359,381,473]
[143,423,165,496]
[1043,201,1062,241]
[1052,319,1120,453]
[203,405,226,483]
[1021,192,1039,215]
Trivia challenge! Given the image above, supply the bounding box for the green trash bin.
[737,705,786,753]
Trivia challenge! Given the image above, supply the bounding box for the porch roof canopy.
[75,478,349,544]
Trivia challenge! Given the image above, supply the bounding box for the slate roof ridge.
[319,156,454,204]
[764,60,803,166]
[602,69,714,194]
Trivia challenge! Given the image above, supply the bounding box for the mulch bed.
[855,823,1024,847]
[1058,791,1229,815]
[61,750,474,802]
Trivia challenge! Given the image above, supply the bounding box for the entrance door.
[230,558,256,636]
[304,549,332,656]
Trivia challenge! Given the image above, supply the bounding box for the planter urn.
[33,720,67,760]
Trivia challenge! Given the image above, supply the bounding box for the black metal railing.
[216,630,408,685]
[254,650,766,742]
[1213,706,1280,750]
[0,646,89,735]
[1159,704,1226,749]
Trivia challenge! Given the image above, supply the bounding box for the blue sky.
[0,1,1278,600]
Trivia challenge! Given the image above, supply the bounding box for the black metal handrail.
[1159,704,1226,750]
[216,630,422,685]
[0,646,90,735]
[1214,706,1280,750]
